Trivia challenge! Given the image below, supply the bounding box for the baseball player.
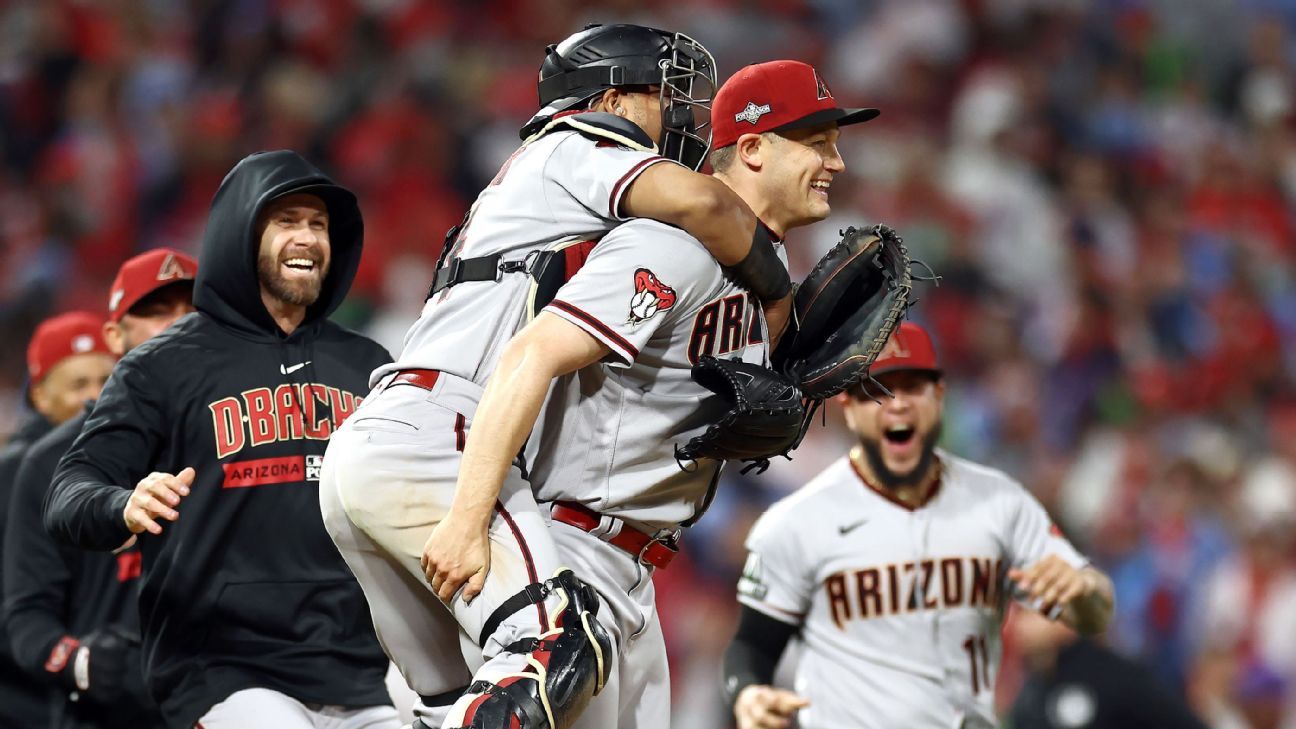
[44,151,399,729]
[320,24,794,729]
[4,249,195,729]
[723,322,1115,729]
[424,60,879,729]
[0,312,116,728]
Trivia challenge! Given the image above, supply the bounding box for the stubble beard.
[860,422,943,490]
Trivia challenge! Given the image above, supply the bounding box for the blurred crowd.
[1,0,1294,727]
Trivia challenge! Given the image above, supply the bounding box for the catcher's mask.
[523,23,718,171]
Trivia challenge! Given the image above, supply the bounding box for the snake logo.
[628,268,677,324]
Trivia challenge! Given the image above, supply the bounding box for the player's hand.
[1009,555,1091,618]
[763,294,793,351]
[422,513,491,604]
[122,467,194,535]
[734,684,809,729]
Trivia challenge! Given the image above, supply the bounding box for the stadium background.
[0,0,1294,726]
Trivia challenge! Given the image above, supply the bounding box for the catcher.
[423,60,910,729]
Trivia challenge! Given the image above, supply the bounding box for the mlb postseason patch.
[737,551,769,600]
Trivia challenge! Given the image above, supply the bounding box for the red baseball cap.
[107,249,197,322]
[27,311,114,385]
[870,322,941,377]
[712,60,879,149]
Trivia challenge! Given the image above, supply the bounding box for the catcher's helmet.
[522,23,717,170]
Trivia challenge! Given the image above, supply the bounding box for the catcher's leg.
[446,569,612,729]
[321,416,474,727]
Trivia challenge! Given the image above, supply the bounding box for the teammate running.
[723,322,1115,729]
[424,60,879,729]
[4,249,195,729]
[45,151,398,729]
[320,24,792,729]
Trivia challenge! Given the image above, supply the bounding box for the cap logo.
[109,289,124,313]
[879,334,911,361]
[156,253,187,281]
[734,101,772,125]
[813,68,832,100]
[72,334,94,353]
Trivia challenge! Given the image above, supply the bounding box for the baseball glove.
[674,356,805,471]
[773,224,912,400]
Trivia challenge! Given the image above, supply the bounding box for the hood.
[193,150,364,339]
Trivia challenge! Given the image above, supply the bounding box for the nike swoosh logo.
[839,519,868,535]
[280,361,311,375]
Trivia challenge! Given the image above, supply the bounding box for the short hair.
[708,132,780,172]
[708,144,736,172]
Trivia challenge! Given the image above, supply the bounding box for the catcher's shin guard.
[456,569,611,729]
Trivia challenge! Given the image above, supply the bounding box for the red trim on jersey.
[547,300,640,360]
[44,635,79,672]
[454,413,467,452]
[609,156,666,217]
[849,453,942,511]
[493,502,549,629]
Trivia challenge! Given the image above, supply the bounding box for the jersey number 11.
[962,633,991,694]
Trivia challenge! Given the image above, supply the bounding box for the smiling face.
[761,122,845,230]
[256,193,332,308]
[841,370,945,489]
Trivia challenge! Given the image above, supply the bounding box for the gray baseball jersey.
[372,129,670,387]
[737,451,1087,729]
[528,218,780,530]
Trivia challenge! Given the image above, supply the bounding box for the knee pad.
[456,569,612,729]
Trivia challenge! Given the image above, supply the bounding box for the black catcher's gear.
[457,569,612,729]
[522,23,717,170]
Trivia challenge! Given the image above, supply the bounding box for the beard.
[860,421,943,490]
[257,251,327,306]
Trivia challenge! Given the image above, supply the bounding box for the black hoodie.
[6,406,163,729]
[1,413,54,728]
[44,151,393,728]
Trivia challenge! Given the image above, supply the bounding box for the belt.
[550,501,679,570]
[388,368,441,390]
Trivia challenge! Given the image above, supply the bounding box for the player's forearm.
[623,168,790,302]
[449,356,551,522]
[43,466,133,552]
[1062,567,1114,635]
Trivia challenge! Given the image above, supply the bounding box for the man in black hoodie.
[44,151,398,729]
[1,312,116,728]
[5,248,196,729]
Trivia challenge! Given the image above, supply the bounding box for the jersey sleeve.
[543,222,717,366]
[547,135,673,220]
[46,353,166,551]
[736,505,813,625]
[1005,483,1088,573]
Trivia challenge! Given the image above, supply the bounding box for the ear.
[593,88,621,115]
[103,321,126,357]
[29,381,53,420]
[736,133,765,170]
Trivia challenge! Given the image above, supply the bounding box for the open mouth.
[282,257,319,275]
[883,424,916,445]
[811,180,830,199]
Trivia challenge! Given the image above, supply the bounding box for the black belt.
[428,253,531,297]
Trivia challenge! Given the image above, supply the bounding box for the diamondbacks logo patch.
[735,102,772,125]
[813,68,832,100]
[878,332,911,361]
[628,268,676,324]
[157,252,188,280]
